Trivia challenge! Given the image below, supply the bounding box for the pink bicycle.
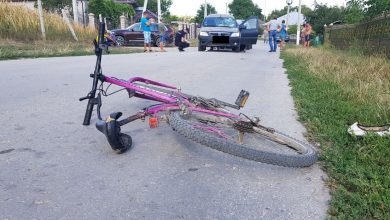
[80,22,317,167]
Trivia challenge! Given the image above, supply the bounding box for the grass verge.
[282,47,389,219]
[0,40,142,60]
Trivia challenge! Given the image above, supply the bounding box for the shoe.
[348,122,390,137]
[178,48,184,52]
[268,50,273,52]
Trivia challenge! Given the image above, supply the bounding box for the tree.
[228,0,262,19]
[345,0,365,23]
[135,0,172,17]
[306,4,345,34]
[194,3,217,24]
[40,0,72,14]
[89,0,135,28]
[364,0,390,18]
[268,5,312,21]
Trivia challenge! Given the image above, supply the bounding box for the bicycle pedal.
[149,117,158,128]
[235,90,250,108]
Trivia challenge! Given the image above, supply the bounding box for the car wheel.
[240,45,246,52]
[198,43,206,51]
[116,36,125,46]
[233,45,240,52]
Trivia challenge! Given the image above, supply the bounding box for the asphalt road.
[0,43,330,220]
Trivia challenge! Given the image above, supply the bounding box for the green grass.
[0,40,142,60]
[282,48,390,219]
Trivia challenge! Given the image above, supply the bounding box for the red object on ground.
[149,117,158,128]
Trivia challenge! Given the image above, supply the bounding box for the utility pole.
[286,0,292,29]
[72,0,78,23]
[296,0,301,45]
[264,0,267,21]
[143,0,148,13]
[226,3,228,14]
[157,0,161,23]
[204,0,207,18]
[37,0,46,40]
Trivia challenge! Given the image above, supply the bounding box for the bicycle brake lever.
[79,96,90,101]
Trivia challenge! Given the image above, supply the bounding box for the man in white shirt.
[267,16,280,52]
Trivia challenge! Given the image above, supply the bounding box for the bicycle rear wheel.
[168,111,317,167]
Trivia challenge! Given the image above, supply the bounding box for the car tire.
[198,44,206,51]
[116,36,125,46]
[155,37,166,47]
[240,45,246,52]
[233,45,240,52]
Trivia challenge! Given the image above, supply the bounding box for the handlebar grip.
[83,99,94,125]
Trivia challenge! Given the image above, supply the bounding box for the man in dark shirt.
[175,27,190,51]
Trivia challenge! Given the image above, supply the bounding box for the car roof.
[206,14,235,19]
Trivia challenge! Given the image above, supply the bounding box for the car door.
[239,16,259,45]
[125,23,144,46]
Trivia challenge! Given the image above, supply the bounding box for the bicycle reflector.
[235,90,250,108]
[149,117,158,128]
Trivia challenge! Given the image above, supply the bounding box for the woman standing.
[279,20,287,51]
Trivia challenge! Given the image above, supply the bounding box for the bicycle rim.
[168,111,317,167]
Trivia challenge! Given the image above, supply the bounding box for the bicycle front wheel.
[168,111,317,167]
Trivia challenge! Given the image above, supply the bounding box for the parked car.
[198,14,259,52]
[110,22,174,47]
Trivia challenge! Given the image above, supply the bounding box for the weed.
[282,47,390,219]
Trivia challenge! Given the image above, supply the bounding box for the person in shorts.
[303,23,312,47]
[158,22,167,52]
[141,12,152,52]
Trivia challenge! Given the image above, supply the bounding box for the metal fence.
[324,16,390,57]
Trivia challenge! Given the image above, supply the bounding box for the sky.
[169,0,347,17]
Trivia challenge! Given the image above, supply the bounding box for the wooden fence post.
[88,13,95,28]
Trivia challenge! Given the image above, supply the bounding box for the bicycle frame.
[103,75,241,120]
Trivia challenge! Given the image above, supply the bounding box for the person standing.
[263,29,268,44]
[267,16,280,52]
[303,23,312,47]
[279,20,287,50]
[158,22,167,52]
[141,11,152,52]
[174,27,190,52]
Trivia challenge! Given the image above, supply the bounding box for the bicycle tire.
[168,111,317,167]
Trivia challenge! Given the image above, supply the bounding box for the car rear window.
[202,17,237,28]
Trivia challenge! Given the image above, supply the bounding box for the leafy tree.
[163,14,179,24]
[135,0,172,17]
[194,3,217,24]
[287,25,297,34]
[228,0,262,19]
[364,0,390,18]
[89,0,135,28]
[306,4,345,34]
[268,5,312,21]
[40,0,72,14]
[345,0,365,23]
